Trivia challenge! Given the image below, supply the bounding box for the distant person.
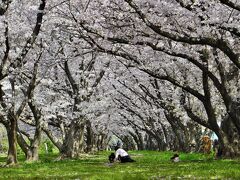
[170,154,180,162]
[200,135,212,154]
[108,153,115,163]
[0,143,2,153]
[116,140,122,148]
[213,139,222,159]
[114,146,135,163]
[189,140,196,153]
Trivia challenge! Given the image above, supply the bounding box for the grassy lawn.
[0,151,240,179]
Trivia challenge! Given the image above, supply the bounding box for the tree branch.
[12,0,46,68]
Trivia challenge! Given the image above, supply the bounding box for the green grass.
[0,151,240,179]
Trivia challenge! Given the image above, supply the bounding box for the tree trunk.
[17,118,42,161]
[218,134,240,158]
[98,134,108,151]
[228,100,240,136]
[129,131,144,150]
[6,118,17,165]
[218,116,240,157]
[25,147,39,161]
[29,116,42,161]
[60,122,85,158]
[165,113,189,152]
[85,120,94,152]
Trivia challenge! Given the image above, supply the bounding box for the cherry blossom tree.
[62,0,240,156]
[1,0,239,162]
[0,0,46,165]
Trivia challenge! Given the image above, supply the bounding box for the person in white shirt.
[114,146,135,163]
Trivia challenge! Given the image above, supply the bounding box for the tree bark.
[85,120,95,152]
[17,118,42,162]
[60,122,85,158]
[217,116,240,157]
[6,117,17,165]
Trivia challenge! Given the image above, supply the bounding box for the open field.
[0,151,240,179]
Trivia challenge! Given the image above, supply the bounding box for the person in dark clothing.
[108,153,115,163]
[213,139,223,159]
[170,154,180,162]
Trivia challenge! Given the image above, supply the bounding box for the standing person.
[114,146,135,163]
[213,139,222,159]
[199,135,212,154]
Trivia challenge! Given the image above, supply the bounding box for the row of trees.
[73,0,240,156]
[0,0,239,165]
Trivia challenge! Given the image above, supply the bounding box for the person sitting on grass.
[114,146,135,163]
[170,154,180,162]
